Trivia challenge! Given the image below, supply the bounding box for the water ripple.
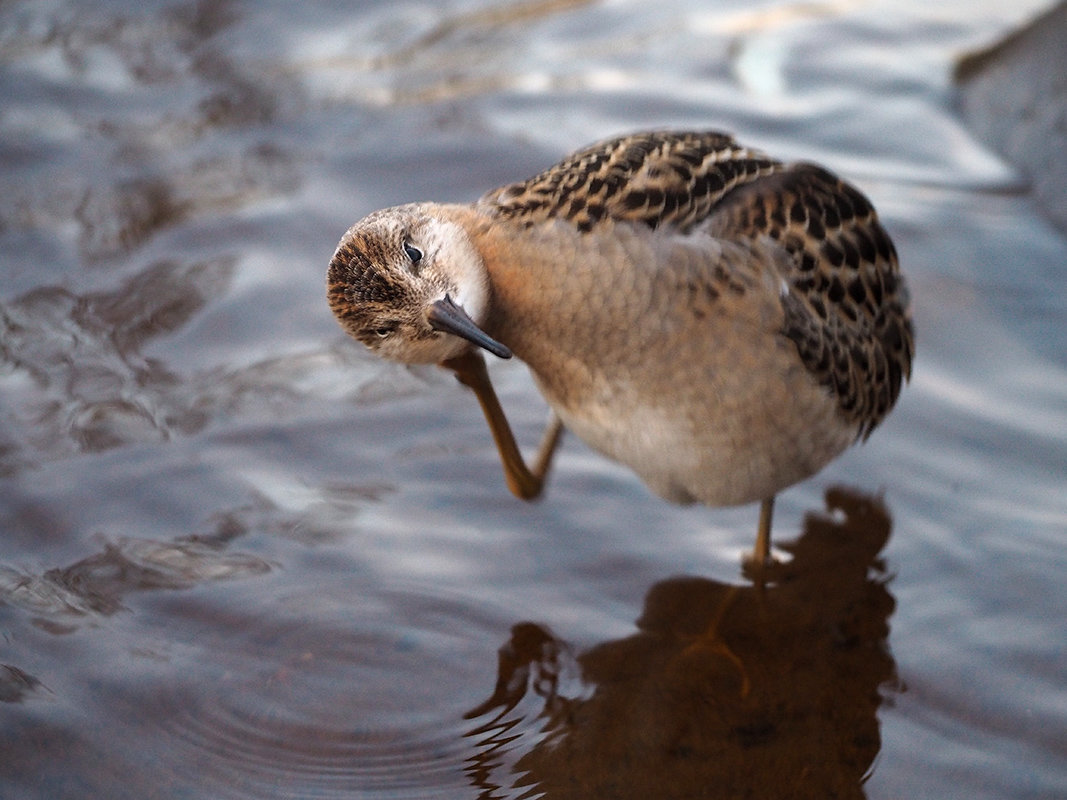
[163,701,464,788]
[0,535,270,632]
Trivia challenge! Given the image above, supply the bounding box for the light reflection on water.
[1,1,1065,798]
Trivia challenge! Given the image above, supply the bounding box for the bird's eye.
[403,242,423,264]
[365,323,398,339]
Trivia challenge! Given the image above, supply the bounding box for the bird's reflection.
[465,486,899,799]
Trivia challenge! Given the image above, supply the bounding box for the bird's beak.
[427,294,512,359]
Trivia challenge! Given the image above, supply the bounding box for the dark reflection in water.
[0,517,270,636]
[0,664,42,704]
[0,256,235,470]
[467,487,897,799]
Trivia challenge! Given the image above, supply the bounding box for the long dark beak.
[426,294,512,359]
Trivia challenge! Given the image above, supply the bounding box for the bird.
[326,130,914,566]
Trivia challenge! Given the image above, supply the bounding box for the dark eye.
[365,323,398,339]
[403,242,423,264]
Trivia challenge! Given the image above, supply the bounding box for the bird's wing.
[480,130,783,233]
[707,163,915,437]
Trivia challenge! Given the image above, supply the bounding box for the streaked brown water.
[2,1,1065,798]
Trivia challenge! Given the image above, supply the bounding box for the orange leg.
[753,496,774,564]
[441,351,563,501]
[742,496,775,583]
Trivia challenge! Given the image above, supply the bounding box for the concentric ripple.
[158,695,471,798]
[130,587,504,800]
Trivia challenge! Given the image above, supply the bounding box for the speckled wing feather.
[707,163,914,438]
[482,130,783,233]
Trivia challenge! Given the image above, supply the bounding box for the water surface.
[1,1,1065,798]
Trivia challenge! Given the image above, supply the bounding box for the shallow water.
[2,1,1066,798]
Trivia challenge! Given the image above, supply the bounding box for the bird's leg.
[753,496,775,565]
[440,350,563,501]
[741,496,775,584]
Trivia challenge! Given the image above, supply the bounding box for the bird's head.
[327,204,510,364]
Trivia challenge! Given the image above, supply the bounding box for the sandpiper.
[326,130,914,564]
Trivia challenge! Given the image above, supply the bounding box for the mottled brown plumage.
[702,161,912,438]
[326,130,914,563]
[486,131,782,233]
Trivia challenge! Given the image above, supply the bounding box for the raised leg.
[441,350,564,501]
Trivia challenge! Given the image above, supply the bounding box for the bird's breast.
[469,217,855,506]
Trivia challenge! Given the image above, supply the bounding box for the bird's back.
[483,130,781,234]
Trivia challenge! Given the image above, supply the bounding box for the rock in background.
[956,1,1067,231]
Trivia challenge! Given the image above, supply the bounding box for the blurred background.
[1,1,1065,798]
